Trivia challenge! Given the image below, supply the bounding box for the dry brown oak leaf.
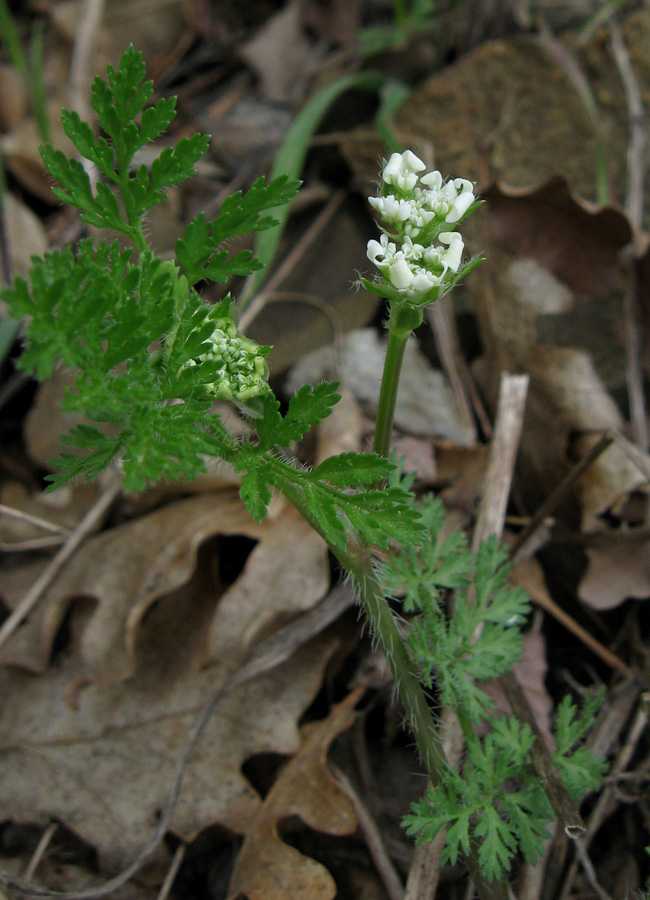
[0,491,329,681]
[0,560,340,872]
[227,689,361,900]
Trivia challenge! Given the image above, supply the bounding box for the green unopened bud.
[182,315,271,401]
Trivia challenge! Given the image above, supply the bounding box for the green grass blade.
[30,19,49,144]
[0,0,27,79]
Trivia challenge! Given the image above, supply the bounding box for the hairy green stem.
[372,304,422,459]
[372,327,407,459]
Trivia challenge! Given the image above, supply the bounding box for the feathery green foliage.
[394,501,606,881]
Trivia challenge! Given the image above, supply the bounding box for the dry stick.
[155,844,185,900]
[509,432,615,562]
[471,373,529,550]
[404,373,530,900]
[239,189,346,332]
[0,583,356,900]
[0,477,121,652]
[427,300,477,443]
[0,505,71,535]
[332,766,403,900]
[23,826,58,884]
[558,691,648,900]
[514,581,630,680]
[609,18,649,453]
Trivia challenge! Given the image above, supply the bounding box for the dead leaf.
[0,571,338,870]
[239,0,318,103]
[0,104,74,202]
[2,193,49,278]
[579,540,650,610]
[227,690,360,900]
[484,178,631,299]
[0,490,328,682]
[205,503,329,666]
[573,434,650,530]
[287,329,475,444]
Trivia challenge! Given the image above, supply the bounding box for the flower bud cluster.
[185,317,270,401]
[366,151,477,306]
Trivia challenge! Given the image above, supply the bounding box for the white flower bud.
[388,257,415,289]
[439,232,464,272]
[446,180,475,223]
[382,151,426,191]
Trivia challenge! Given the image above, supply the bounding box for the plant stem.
[372,329,407,458]
[372,303,422,459]
[392,0,407,27]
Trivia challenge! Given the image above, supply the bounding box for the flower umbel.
[183,316,271,402]
[364,151,480,306]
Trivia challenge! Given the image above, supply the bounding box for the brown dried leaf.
[227,691,360,900]
[484,177,631,299]
[0,491,328,682]
[2,193,49,277]
[239,0,316,103]
[579,540,650,610]
[0,573,338,870]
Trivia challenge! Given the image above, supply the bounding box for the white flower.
[439,231,464,272]
[388,257,415,290]
[367,233,396,267]
[411,269,440,293]
[369,194,412,223]
[445,178,475,223]
[382,151,426,191]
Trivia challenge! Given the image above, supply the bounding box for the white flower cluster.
[366,151,476,304]
[185,317,269,401]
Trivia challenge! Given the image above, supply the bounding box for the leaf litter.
[2,1,650,897]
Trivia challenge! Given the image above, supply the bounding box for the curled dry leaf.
[227,690,361,900]
[0,490,328,682]
[0,569,339,870]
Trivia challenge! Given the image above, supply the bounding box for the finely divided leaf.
[238,459,275,522]
[254,381,340,450]
[176,175,301,285]
[309,452,392,487]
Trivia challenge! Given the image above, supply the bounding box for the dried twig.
[427,299,477,443]
[155,844,185,900]
[23,826,58,884]
[332,766,403,900]
[239,189,346,331]
[0,476,121,651]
